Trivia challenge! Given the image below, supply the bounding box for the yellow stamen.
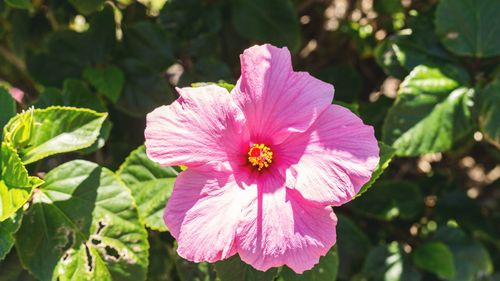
[248,144,273,171]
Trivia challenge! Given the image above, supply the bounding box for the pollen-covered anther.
[247,144,273,171]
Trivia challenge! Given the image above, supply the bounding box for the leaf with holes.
[0,142,44,222]
[15,160,149,281]
[382,65,475,156]
[118,146,178,232]
[3,107,107,164]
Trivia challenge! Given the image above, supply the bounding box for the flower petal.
[233,44,334,144]
[236,172,337,273]
[281,104,379,206]
[164,166,251,262]
[145,85,248,167]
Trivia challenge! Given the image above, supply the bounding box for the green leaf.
[122,21,175,72]
[191,81,235,92]
[279,247,338,281]
[350,180,423,221]
[336,215,372,280]
[0,211,22,260]
[146,232,176,281]
[357,242,421,281]
[179,57,231,87]
[15,160,149,281]
[0,87,16,134]
[83,66,124,103]
[412,241,455,279]
[35,79,107,112]
[116,59,176,117]
[3,107,107,164]
[215,255,277,281]
[0,251,37,281]
[434,227,493,281]
[117,146,178,231]
[69,0,106,15]
[435,0,500,57]
[382,65,474,156]
[231,0,301,52]
[4,0,32,9]
[317,64,362,103]
[0,142,44,222]
[479,79,500,148]
[175,256,217,281]
[356,142,395,197]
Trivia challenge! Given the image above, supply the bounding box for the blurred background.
[0,0,499,280]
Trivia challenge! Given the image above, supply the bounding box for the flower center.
[247,144,273,171]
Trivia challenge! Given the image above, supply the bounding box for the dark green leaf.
[357,242,421,281]
[382,65,474,156]
[0,251,37,281]
[350,180,423,221]
[435,0,500,57]
[412,241,455,279]
[478,79,500,148]
[147,232,176,281]
[4,0,32,9]
[69,0,105,15]
[434,227,493,281]
[356,142,395,197]
[336,215,372,280]
[117,146,178,231]
[231,0,300,52]
[317,64,362,103]
[83,66,124,103]
[175,256,216,281]
[279,247,338,281]
[15,160,149,281]
[0,87,16,133]
[215,255,277,281]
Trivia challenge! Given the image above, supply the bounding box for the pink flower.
[145,44,379,273]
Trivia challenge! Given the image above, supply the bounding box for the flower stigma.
[247,144,273,171]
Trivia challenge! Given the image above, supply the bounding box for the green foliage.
[15,160,149,281]
[0,0,499,280]
[383,65,475,156]
[3,107,107,164]
[117,146,178,231]
[435,0,500,58]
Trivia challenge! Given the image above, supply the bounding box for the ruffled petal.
[233,44,334,144]
[164,166,251,262]
[145,85,249,167]
[236,172,337,273]
[280,104,379,206]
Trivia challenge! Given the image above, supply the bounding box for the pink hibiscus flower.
[145,44,379,273]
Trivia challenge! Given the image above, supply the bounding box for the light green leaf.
[479,79,500,148]
[434,227,493,281]
[412,241,455,279]
[15,160,149,281]
[4,0,32,9]
[357,242,421,281]
[83,66,125,103]
[117,146,178,231]
[382,65,474,156]
[0,142,43,222]
[0,211,22,260]
[231,0,301,52]
[0,87,16,134]
[356,142,395,197]
[215,255,277,281]
[279,247,338,281]
[435,0,500,57]
[350,180,423,221]
[3,106,107,164]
